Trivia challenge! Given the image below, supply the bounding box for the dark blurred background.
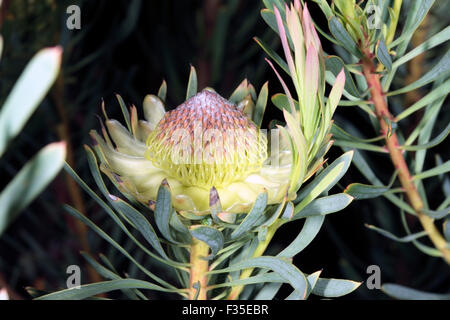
[0,0,448,299]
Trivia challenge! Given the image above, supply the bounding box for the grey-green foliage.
[312,0,449,299]
[36,69,361,300]
[0,43,66,236]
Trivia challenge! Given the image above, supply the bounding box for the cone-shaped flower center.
[145,89,267,189]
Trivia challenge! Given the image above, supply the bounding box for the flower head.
[90,78,293,216]
[145,89,267,189]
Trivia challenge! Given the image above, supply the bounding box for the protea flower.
[90,76,294,216]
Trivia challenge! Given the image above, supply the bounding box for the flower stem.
[361,49,450,265]
[189,237,210,300]
[226,220,282,300]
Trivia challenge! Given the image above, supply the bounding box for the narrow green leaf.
[154,180,179,244]
[64,159,188,270]
[366,224,428,243]
[0,47,62,156]
[292,193,353,220]
[254,82,268,127]
[278,216,325,258]
[396,78,450,120]
[389,49,450,96]
[254,283,282,300]
[81,252,144,300]
[328,17,361,58]
[35,279,182,300]
[382,283,450,300]
[333,140,388,153]
[63,205,179,290]
[393,26,450,68]
[210,256,308,299]
[312,278,361,297]
[286,271,322,300]
[443,219,450,242]
[390,0,435,54]
[229,79,249,104]
[0,142,66,235]
[271,93,299,113]
[403,122,450,151]
[376,39,392,71]
[345,183,392,200]
[325,56,360,98]
[413,160,450,181]
[190,226,224,260]
[331,124,384,143]
[254,36,289,75]
[231,191,268,239]
[422,207,449,220]
[295,151,353,213]
[108,195,168,258]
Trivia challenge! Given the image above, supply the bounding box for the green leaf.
[422,207,449,220]
[210,256,308,299]
[403,122,450,151]
[333,140,388,153]
[260,8,280,37]
[63,205,179,290]
[229,79,249,104]
[65,158,189,271]
[35,279,182,300]
[343,148,416,215]
[345,182,392,200]
[311,0,333,19]
[190,226,224,260]
[325,56,360,98]
[390,0,435,54]
[292,193,353,220]
[443,219,450,242]
[186,65,198,100]
[400,209,442,257]
[312,278,361,297]
[154,180,179,244]
[0,142,66,235]
[389,49,450,96]
[382,283,450,300]
[271,93,298,113]
[286,271,322,300]
[395,78,450,120]
[262,200,289,227]
[254,81,268,127]
[108,195,168,258]
[393,26,450,68]
[295,151,353,213]
[254,283,282,300]
[81,252,145,300]
[328,17,361,58]
[278,216,325,258]
[0,47,62,156]
[366,224,428,243]
[377,40,392,71]
[230,191,268,239]
[331,124,384,143]
[413,160,450,181]
[254,36,289,75]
